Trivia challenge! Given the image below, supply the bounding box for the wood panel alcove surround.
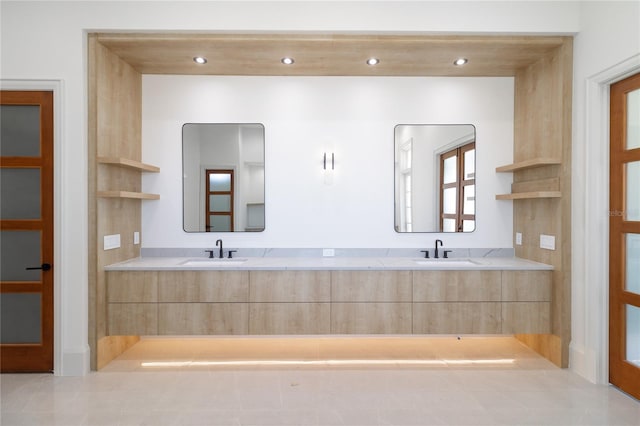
[88,32,573,370]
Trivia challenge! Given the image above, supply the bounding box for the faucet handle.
[443,250,453,258]
[204,249,215,259]
[227,250,237,259]
[420,250,430,259]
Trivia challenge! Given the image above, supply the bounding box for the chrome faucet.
[434,239,443,258]
[216,239,224,258]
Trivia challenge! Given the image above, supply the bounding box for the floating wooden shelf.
[496,191,562,200]
[97,156,160,173]
[97,191,160,200]
[496,157,561,173]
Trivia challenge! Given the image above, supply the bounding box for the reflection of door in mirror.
[439,142,475,232]
[206,169,234,232]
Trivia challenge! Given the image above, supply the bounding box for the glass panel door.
[610,73,640,400]
[205,170,234,232]
[0,90,54,372]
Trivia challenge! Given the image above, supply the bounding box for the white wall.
[142,75,513,248]
[571,1,640,384]
[0,0,582,376]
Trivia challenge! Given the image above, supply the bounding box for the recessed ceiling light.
[281,57,295,65]
[366,58,380,66]
[193,56,207,65]
[454,58,468,66]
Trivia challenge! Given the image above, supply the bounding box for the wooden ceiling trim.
[95,32,567,77]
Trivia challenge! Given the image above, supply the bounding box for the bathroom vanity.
[105,257,552,337]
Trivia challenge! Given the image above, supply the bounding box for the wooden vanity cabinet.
[157,271,249,335]
[248,271,331,334]
[107,270,250,335]
[106,271,158,335]
[331,271,412,334]
[501,270,552,333]
[106,268,551,337]
[413,271,502,334]
[412,270,551,334]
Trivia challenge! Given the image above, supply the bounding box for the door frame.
[0,80,66,375]
[581,54,640,384]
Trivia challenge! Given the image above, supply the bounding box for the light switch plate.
[540,234,556,250]
[134,231,140,245]
[323,248,335,257]
[515,232,523,245]
[104,234,121,250]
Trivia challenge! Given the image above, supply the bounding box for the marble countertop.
[104,256,553,271]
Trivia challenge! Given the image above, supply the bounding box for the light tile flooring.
[2,336,639,426]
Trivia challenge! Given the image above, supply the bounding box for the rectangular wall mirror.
[394,124,476,233]
[183,123,265,232]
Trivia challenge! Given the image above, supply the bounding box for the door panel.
[626,161,640,221]
[627,233,640,294]
[610,73,640,400]
[0,90,54,372]
[0,293,42,344]
[205,169,234,232]
[627,304,640,368]
[0,168,41,218]
[0,104,41,156]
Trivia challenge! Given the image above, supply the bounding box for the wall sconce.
[323,152,335,170]
[323,152,335,185]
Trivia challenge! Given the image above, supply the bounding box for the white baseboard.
[59,345,91,376]
[569,342,601,384]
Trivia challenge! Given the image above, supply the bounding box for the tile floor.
[2,336,639,426]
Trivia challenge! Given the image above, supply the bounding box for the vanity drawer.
[158,271,249,302]
[502,302,551,333]
[249,303,330,334]
[331,302,412,334]
[413,271,501,302]
[331,271,412,302]
[249,271,331,302]
[158,303,249,335]
[108,303,158,335]
[413,302,502,334]
[501,271,552,301]
[107,271,158,303]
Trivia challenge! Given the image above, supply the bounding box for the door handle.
[26,263,51,271]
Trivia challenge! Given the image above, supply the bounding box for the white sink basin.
[180,258,248,266]
[413,258,481,267]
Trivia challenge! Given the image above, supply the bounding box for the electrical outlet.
[104,234,121,250]
[323,248,335,257]
[515,232,523,245]
[134,231,140,245]
[540,234,556,250]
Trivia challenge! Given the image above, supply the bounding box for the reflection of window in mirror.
[439,142,475,232]
[206,169,234,232]
[394,124,475,233]
[398,139,413,232]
